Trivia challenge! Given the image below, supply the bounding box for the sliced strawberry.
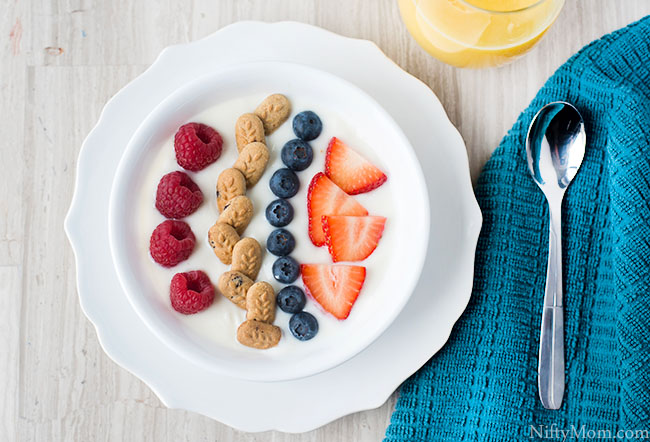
[325,137,387,195]
[307,173,368,246]
[301,264,366,320]
[323,216,386,262]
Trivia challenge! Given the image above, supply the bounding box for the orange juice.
[398,0,565,68]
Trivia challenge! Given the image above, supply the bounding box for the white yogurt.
[135,94,396,354]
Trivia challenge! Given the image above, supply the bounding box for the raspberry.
[155,171,203,219]
[170,271,215,314]
[174,122,223,171]
[149,220,196,267]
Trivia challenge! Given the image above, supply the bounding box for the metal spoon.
[525,101,586,410]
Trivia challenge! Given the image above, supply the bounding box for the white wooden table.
[2,1,648,440]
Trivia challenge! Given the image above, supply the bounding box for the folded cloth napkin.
[385,16,650,442]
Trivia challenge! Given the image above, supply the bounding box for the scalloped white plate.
[65,21,482,432]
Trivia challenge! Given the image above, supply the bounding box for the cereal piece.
[254,94,291,134]
[233,142,270,187]
[237,320,281,349]
[216,168,246,212]
[231,237,262,280]
[235,113,265,153]
[218,271,253,309]
[218,195,253,235]
[246,282,276,323]
[208,222,240,264]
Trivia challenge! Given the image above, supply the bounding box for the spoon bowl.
[526,102,586,199]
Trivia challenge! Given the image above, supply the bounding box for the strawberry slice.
[301,264,366,320]
[323,216,386,262]
[325,137,387,195]
[308,173,368,246]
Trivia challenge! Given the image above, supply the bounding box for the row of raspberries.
[149,122,224,314]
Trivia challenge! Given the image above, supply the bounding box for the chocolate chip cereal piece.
[218,195,253,235]
[254,94,291,135]
[208,222,240,265]
[246,282,276,323]
[218,270,253,309]
[233,142,270,187]
[231,237,262,280]
[216,168,246,212]
[235,113,265,152]
[237,320,281,349]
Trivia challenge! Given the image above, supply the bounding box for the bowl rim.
[108,60,430,382]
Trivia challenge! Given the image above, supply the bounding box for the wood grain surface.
[2,1,648,440]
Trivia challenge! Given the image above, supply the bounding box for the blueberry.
[293,111,322,141]
[269,168,299,198]
[289,311,319,341]
[266,228,296,256]
[265,199,294,227]
[272,256,300,283]
[281,139,313,171]
[277,286,306,314]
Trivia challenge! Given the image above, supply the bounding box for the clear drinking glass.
[398,0,565,68]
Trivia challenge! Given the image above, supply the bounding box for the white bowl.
[108,61,429,382]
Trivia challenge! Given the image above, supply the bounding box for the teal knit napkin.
[386,16,650,441]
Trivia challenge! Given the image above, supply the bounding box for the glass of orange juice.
[398,0,565,68]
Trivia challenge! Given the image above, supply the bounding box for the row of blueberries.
[264,111,322,341]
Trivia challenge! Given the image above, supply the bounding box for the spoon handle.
[538,205,565,409]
